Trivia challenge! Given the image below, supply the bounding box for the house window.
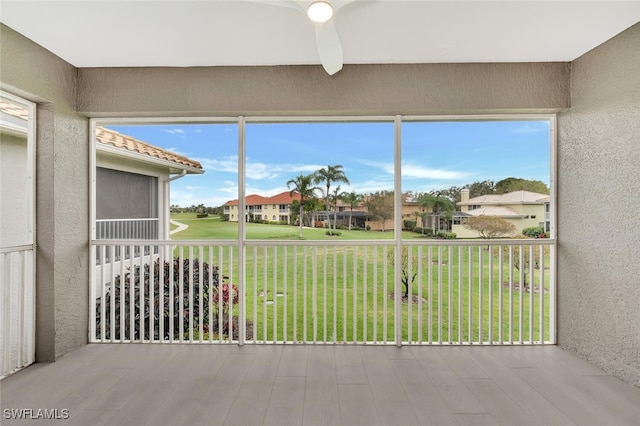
[272,215,276,221]
[96,168,158,220]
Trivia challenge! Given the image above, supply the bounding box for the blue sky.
[106,120,550,207]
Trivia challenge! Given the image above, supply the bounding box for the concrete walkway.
[169,219,188,235]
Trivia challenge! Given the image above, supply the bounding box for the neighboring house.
[95,126,204,240]
[224,191,302,224]
[93,127,204,295]
[455,188,548,238]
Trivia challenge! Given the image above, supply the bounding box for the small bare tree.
[388,246,420,298]
[494,234,550,291]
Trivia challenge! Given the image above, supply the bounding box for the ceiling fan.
[251,0,364,75]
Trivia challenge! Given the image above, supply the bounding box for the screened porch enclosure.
[90,115,556,346]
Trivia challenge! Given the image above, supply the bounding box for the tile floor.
[1,344,639,425]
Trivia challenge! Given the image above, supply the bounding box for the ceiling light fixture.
[307,1,333,23]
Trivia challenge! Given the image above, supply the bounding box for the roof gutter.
[166,169,187,182]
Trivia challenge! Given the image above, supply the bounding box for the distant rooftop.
[224,191,302,207]
[460,190,549,206]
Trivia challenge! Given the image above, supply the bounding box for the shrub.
[95,257,243,341]
[325,230,342,236]
[403,219,417,231]
[436,231,456,239]
[522,226,544,238]
[196,213,208,218]
[414,227,434,236]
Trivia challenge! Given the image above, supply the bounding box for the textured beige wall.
[77,63,570,117]
[558,22,640,386]
[1,24,89,361]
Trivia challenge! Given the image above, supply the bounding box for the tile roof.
[460,190,548,205]
[96,126,202,170]
[0,100,29,120]
[224,191,302,207]
[465,206,526,218]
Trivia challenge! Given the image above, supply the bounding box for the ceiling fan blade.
[314,20,343,75]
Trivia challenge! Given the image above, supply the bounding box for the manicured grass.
[170,213,418,240]
[170,213,552,343]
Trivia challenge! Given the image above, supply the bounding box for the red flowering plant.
[212,282,239,315]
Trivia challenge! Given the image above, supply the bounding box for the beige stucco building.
[224,192,302,224]
[454,189,549,238]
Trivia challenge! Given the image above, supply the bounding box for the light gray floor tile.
[391,359,460,426]
[263,376,306,425]
[2,344,639,425]
[338,384,379,426]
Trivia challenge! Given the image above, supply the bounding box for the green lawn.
[170,213,416,240]
[167,213,552,344]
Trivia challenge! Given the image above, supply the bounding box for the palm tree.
[287,174,319,238]
[340,191,363,230]
[314,165,350,212]
[329,185,342,234]
[418,192,454,234]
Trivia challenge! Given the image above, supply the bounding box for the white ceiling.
[1,0,640,68]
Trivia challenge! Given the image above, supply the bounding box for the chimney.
[460,188,470,212]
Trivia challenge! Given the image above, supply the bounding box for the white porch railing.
[1,245,35,378]
[96,218,159,240]
[89,239,555,345]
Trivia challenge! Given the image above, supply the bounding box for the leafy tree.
[467,180,496,198]
[287,174,320,238]
[365,190,394,232]
[305,197,323,227]
[464,215,516,239]
[437,186,463,204]
[495,177,549,194]
[418,192,454,234]
[340,191,363,230]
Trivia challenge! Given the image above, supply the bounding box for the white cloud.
[402,164,468,180]
[358,160,468,180]
[163,129,185,134]
[195,155,322,181]
[196,155,239,174]
[350,179,394,194]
